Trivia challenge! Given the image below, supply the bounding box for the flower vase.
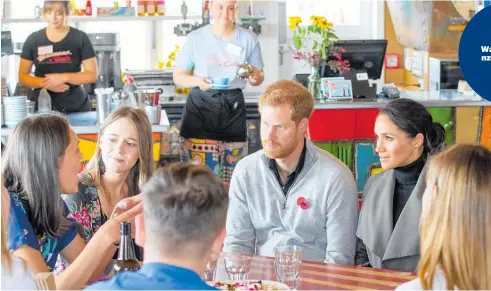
[307,66,323,100]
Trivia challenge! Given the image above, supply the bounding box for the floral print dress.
[8,193,78,271]
[55,172,108,273]
[54,172,143,274]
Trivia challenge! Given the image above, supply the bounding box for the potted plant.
[289,16,350,100]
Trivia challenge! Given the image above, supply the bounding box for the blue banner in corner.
[459,5,491,102]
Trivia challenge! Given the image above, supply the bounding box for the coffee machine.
[84,33,123,102]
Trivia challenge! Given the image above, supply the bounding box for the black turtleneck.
[393,155,425,228]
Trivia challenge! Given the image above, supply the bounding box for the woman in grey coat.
[356,99,446,272]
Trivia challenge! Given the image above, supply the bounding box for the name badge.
[38,45,53,55]
[226,43,242,56]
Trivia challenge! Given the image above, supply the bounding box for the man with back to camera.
[222,80,359,265]
[85,163,227,290]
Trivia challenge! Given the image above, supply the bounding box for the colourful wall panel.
[79,134,98,163]
[427,107,454,145]
[481,107,491,149]
[308,109,356,141]
[354,109,380,140]
[355,143,380,192]
[455,107,481,143]
[315,142,353,169]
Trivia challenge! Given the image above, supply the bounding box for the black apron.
[180,87,247,142]
[28,85,91,113]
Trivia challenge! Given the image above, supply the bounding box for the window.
[286,0,361,26]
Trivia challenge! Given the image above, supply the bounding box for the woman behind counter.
[356,99,446,271]
[18,0,97,113]
[173,0,264,185]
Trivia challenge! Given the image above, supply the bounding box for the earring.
[98,156,106,175]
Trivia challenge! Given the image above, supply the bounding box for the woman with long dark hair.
[356,98,446,271]
[2,114,142,290]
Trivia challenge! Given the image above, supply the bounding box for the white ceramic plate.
[207,280,290,290]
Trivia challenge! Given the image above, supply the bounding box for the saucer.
[211,84,230,90]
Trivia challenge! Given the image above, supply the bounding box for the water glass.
[26,100,35,116]
[223,253,252,281]
[275,246,303,289]
[202,259,217,281]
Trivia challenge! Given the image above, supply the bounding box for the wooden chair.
[34,272,56,290]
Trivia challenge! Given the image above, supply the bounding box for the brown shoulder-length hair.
[85,106,154,200]
[43,1,70,15]
[418,143,491,290]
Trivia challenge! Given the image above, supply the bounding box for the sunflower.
[289,16,302,29]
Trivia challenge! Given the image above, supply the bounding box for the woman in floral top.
[56,106,154,273]
[3,114,143,290]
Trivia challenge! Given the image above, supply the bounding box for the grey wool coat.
[355,165,427,272]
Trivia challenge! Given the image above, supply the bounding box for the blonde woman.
[56,106,153,273]
[397,144,491,290]
[3,114,143,290]
[1,176,35,290]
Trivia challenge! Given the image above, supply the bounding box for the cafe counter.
[1,111,170,165]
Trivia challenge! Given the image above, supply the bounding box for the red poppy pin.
[297,197,309,209]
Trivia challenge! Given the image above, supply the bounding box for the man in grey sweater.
[223,80,358,265]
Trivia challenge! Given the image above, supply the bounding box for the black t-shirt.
[21,27,95,112]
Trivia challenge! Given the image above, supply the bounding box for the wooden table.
[214,255,416,290]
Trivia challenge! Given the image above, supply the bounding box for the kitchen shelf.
[1,15,201,24]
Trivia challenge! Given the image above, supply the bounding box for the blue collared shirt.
[84,262,219,290]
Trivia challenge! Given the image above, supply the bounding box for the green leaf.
[326,32,339,39]
[293,34,302,50]
[313,40,318,51]
[321,45,327,59]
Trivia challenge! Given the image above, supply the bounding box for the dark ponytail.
[426,122,446,155]
[380,99,446,158]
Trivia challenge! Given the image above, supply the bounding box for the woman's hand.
[111,193,143,218]
[42,73,68,88]
[247,65,264,86]
[48,84,70,93]
[198,78,212,91]
[100,195,143,246]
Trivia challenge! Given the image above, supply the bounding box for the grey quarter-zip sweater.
[223,139,358,265]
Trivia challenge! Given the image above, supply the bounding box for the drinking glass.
[202,259,217,281]
[274,245,303,289]
[223,253,252,281]
[26,100,35,116]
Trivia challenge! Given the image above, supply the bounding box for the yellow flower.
[289,16,302,29]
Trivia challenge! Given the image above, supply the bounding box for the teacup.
[210,77,229,85]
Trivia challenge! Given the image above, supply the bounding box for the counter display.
[1,90,490,191]
[1,111,170,165]
[160,90,491,196]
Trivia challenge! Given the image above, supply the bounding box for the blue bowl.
[211,77,229,85]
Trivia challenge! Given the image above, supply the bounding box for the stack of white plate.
[2,96,27,128]
[1,77,7,97]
